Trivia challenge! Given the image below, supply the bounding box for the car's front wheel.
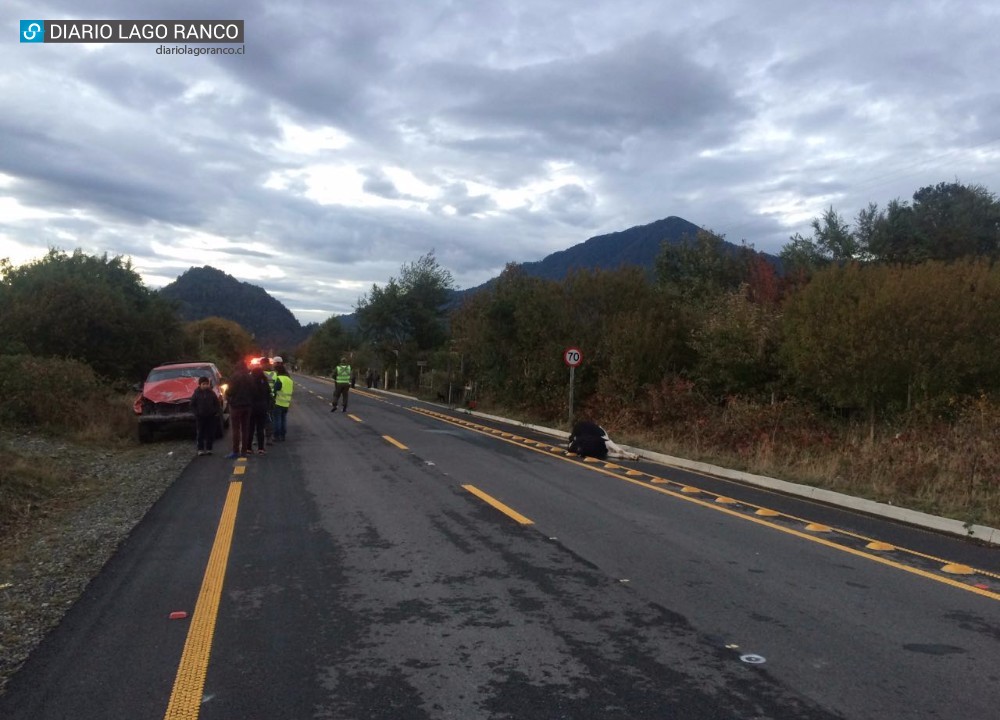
[138,423,154,444]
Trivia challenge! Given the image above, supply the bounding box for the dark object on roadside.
[568,420,639,460]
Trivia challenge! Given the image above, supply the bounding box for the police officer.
[331,356,352,413]
[272,357,293,440]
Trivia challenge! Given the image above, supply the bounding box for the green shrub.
[0,354,107,431]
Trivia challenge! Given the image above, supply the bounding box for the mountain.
[158,266,309,350]
[455,215,765,298]
[160,217,770,337]
[519,215,703,281]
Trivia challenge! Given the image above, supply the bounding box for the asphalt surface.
[1,374,998,719]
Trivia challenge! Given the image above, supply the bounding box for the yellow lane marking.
[233,465,246,475]
[163,481,243,719]
[347,413,361,422]
[462,484,534,525]
[409,406,1000,600]
[541,451,1000,601]
[382,435,409,450]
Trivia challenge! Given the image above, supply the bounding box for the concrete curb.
[347,383,1000,547]
[453,406,1000,547]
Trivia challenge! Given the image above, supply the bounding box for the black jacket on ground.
[568,420,608,459]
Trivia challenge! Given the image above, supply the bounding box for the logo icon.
[20,20,44,42]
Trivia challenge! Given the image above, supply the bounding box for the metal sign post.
[563,347,583,425]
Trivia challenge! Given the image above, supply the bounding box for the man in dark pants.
[190,376,221,455]
[225,362,254,458]
[331,356,352,413]
[248,363,273,453]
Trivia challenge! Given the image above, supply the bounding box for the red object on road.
[169,611,189,620]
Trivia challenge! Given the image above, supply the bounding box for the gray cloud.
[2,0,999,325]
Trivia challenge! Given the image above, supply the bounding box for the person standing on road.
[190,376,221,456]
[248,363,273,454]
[225,362,254,458]
[261,357,277,445]
[331,356,352,413]
[272,358,293,440]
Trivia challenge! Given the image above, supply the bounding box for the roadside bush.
[0,355,129,436]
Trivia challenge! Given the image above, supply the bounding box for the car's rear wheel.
[138,423,154,444]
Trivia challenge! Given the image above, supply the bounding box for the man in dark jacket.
[248,365,273,454]
[225,362,254,458]
[190,376,221,455]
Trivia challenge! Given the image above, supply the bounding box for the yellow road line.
[462,484,534,525]
[410,407,1000,600]
[164,481,243,719]
[382,435,408,450]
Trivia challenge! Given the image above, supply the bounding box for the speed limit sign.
[563,347,583,367]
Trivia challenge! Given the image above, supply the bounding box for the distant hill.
[163,218,772,336]
[158,266,310,350]
[520,215,703,280]
[455,215,771,299]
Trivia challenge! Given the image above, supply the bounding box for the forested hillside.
[456,215,777,299]
[520,216,731,279]
[158,266,310,349]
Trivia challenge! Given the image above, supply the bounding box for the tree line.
[4,179,999,433]
[0,250,265,388]
[338,181,1000,433]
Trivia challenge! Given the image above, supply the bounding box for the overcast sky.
[4,1,999,324]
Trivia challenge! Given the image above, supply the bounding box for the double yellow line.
[163,462,244,719]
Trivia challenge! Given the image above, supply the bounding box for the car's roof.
[152,361,218,369]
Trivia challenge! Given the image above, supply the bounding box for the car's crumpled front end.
[133,377,198,420]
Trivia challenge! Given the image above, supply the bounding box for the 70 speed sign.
[563,347,583,367]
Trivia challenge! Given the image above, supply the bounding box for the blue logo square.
[20,20,45,43]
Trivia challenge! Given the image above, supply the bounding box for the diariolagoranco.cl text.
[156,45,247,56]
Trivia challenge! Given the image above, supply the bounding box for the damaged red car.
[133,361,229,443]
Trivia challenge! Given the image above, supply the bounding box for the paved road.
[2,375,998,719]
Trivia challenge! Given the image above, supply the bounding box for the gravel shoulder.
[0,431,192,694]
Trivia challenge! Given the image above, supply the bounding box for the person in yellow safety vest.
[332,356,352,413]
[272,358,293,441]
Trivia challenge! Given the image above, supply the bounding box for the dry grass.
[610,394,1000,528]
[71,394,141,445]
[0,447,64,531]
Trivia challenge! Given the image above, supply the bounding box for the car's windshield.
[146,367,211,383]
